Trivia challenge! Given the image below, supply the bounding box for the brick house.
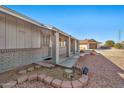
[79,39,101,51]
[0,6,79,73]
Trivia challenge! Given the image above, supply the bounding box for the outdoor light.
[82,67,88,75]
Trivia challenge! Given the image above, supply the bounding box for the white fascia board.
[0,6,78,40]
[0,6,46,29]
[52,26,77,39]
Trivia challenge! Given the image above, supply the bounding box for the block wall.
[0,47,49,73]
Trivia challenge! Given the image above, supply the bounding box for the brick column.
[66,36,71,57]
[52,32,59,64]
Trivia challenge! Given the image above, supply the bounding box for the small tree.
[105,40,115,47]
[114,43,122,49]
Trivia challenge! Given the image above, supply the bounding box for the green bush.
[114,43,122,49]
[105,40,115,47]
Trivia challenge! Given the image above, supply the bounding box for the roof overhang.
[0,5,78,41]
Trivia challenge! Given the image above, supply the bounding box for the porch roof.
[0,6,78,40]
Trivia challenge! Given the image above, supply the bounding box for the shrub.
[105,40,115,47]
[114,43,122,49]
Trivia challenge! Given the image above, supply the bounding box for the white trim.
[0,6,78,41]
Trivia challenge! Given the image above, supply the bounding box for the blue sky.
[6,5,124,43]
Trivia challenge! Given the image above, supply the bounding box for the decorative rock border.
[18,65,40,75]
[2,81,17,88]
[18,70,27,74]
[72,80,82,88]
[79,75,88,87]
[1,64,89,88]
[28,73,38,81]
[44,76,54,85]
[18,63,54,75]
[52,79,62,88]
[17,75,28,84]
[34,65,41,69]
[38,74,47,81]
[61,81,72,88]
[1,72,88,88]
[27,67,34,72]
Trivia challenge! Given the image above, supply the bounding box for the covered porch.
[51,30,79,68]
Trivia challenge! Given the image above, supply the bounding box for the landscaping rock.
[15,81,53,88]
[52,79,62,88]
[17,75,28,84]
[27,67,34,72]
[18,70,27,74]
[35,62,55,68]
[78,75,88,87]
[2,81,17,88]
[76,65,82,70]
[28,74,38,81]
[44,76,54,85]
[0,83,4,88]
[38,74,47,81]
[72,80,82,88]
[34,65,41,69]
[80,53,85,57]
[61,81,72,88]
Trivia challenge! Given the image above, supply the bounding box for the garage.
[89,43,97,49]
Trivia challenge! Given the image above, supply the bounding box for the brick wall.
[0,47,50,73]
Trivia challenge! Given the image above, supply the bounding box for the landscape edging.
[1,66,89,88]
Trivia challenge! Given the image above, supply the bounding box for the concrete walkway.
[58,55,79,68]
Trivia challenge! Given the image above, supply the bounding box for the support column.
[49,35,52,57]
[77,40,79,52]
[66,36,71,57]
[87,43,90,49]
[52,32,59,64]
[74,39,77,54]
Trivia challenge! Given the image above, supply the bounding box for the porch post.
[66,36,71,57]
[77,40,79,52]
[74,39,77,54]
[52,32,59,64]
[49,35,52,57]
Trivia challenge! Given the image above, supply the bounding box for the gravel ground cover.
[78,52,124,88]
[1,49,124,88]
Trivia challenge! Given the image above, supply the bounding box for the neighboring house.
[0,6,79,73]
[79,39,101,51]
